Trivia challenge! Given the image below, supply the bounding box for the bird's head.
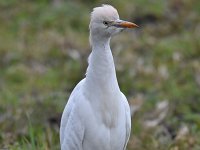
[89,4,138,42]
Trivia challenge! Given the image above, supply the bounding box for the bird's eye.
[103,21,109,26]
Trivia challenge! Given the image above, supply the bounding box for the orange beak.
[112,20,139,28]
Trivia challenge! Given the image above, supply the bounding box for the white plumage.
[60,4,138,150]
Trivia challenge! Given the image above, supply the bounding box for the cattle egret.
[60,4,138,150]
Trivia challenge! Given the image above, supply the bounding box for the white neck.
[85,35,120,95]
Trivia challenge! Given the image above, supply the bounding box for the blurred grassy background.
[0,0,200,149]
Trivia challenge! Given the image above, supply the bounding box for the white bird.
[60,4,138,150]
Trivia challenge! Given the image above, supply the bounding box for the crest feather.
[90,4,119,21]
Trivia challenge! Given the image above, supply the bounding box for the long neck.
[85,35,120,94]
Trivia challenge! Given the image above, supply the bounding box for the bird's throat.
[86,37,120,94]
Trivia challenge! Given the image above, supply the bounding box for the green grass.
[0,0,200,149]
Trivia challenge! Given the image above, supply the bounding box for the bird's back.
[60,79,86,148]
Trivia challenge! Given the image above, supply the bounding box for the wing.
[121,92,131,150]
[60,79,85,150]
